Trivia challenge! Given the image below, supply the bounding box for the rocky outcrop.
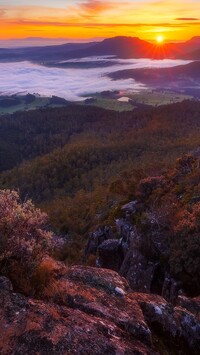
[98,239,124,270]
[86,216,165,296]
[84,226,113,261]
[85,196,182,302]
[0,267,200,354]
[0,276,13,292]
[120,250,158,293]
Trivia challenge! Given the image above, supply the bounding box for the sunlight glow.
[0,1,200,41]
[156,35,164,44]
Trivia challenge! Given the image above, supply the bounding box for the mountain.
[68,36,157,59]
[182,36,200,52]
[0,41,96,62]
[110,60,200,95]
[1,36,200,63]
[184,48,200,60]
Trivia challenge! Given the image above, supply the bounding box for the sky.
[0,0,200,43]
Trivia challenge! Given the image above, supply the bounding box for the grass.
[0,89,196,115]
[128,89,193,106]
[80,89,195,112]
[0,95,67,115]
[82,97,134,112]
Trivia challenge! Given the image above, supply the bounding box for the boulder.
[0,266,152,354]
[0,276,13,292]
[0,266,199,354]
[84,226,113,261]
[120,250,158,293]
[133,292,200,354]
[98,239,123,271]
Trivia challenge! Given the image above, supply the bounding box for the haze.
[0,58,190,100]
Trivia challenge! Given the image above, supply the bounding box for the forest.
[1,100,200,261]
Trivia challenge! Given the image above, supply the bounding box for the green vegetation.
[131,154,200,296]
[0,99,200,296]
[128,89,193,106]
[0,90,195,117]
[81,89,195,112]
[0,94,68,115]
[0,189,54,295]
[1,100,200,264]
[82,97,134,111]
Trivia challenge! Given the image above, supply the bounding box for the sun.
[156,35,164,44]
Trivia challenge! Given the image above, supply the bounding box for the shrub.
[0,189,53,292]
[170,203,200,295]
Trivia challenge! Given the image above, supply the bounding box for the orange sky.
[0,0,200,42]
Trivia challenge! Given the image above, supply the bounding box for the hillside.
[110,61,200,95]
[185,48,200,60]
[0,157,200,353]
[0,101,200,354]
[1,101,200,253]
[86,153,200,297]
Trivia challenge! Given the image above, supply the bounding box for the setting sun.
[156,35,164,44]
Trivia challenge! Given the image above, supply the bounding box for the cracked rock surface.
[0,266,199,354]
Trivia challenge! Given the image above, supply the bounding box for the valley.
[1,34,200,354]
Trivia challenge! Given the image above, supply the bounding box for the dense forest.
[1,100,200,261]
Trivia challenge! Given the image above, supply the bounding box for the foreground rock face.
[0,266,200,354]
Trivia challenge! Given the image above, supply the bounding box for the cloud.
[0,58,191,100]
[1,18,194,28]
[175,18,199,21]
[78,0,112,14]
[0,9,6,18]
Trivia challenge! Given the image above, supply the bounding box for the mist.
[0,58,191,100]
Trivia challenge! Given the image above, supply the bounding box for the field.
[0,94,68,115]
[82,89,195,111]
[82,97,134,111]
[128,89,194,106]
[0,89,196,116]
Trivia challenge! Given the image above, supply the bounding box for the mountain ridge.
[1,36,200,62]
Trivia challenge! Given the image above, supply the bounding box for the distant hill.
[110,60,200,94]
[184,48,200,60]
[68,36,158,59]
[0,42,96,62]
[182,36,200,53]
[1,36,200,62]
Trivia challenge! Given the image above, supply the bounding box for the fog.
[0,58,191,100]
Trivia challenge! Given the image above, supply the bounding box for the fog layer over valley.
[0,58,191,100]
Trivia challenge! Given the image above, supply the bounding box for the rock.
[65,265,130,294]
[84,226,113,261]
[0,265,199,354]
[0,276,13,292]
[0,289,150,355]
[0,266,153,354]
[120,250,158,293]
[133,293,200,354]
[174,306,200,351]
[115,219,134,243]
[98,239,123,271]
[177,295,200,315]
[115,287,126,297]
[161,273,182,304]
[121,200,138,218]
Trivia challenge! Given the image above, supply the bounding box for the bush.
[0,190,53,292]
[170,203,200,295]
